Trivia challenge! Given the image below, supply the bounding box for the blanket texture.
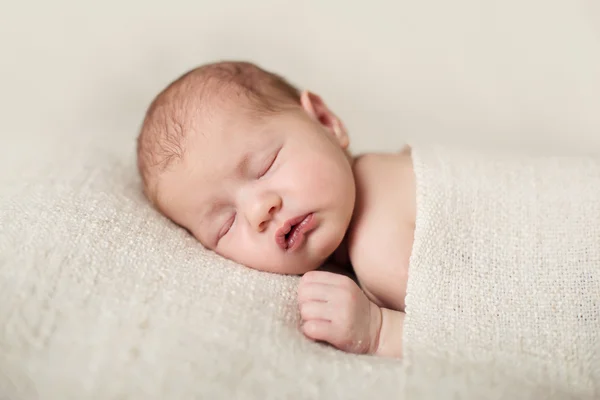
[405,144,600,398]
[1,132,598,399]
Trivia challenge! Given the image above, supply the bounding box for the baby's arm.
[298,270,404,358]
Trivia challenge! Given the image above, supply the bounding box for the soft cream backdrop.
[1,0,599,153]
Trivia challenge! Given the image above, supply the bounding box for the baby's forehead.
[181,113,260,168]
[160,121,254,209]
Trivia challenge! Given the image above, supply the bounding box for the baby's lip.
[275,213,315,251]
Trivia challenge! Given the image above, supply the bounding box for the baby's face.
[158,94,356,274]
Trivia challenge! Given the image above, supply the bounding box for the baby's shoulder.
[347,149,415,311]
[349,147,415,238]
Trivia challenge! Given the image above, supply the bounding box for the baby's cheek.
[299,160,339,194]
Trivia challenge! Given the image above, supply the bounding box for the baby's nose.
[250,193,281,232]
[256,205,278,232]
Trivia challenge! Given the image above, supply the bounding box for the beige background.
[1,0,599,154]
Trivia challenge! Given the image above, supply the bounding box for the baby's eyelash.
[218,213,236,240]
[258,149,280,178]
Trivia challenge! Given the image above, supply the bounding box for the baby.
[137,61,416,358]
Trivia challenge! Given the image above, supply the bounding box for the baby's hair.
[137,61,301,206]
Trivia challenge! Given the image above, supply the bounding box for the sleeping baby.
[136,60,600,381]
[137,61,412,358]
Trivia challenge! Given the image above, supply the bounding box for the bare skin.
[157,90,416,358]
[299,147,415,357]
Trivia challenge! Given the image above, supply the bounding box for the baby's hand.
[297,270,382,354]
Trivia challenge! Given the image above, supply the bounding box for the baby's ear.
[300,90,349,149]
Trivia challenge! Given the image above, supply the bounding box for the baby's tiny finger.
[300,301,332,322]
[298,282,334,303]
[301,319,333,343]
[301,270,342,285]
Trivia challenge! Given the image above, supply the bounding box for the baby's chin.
[290,260,325,276]
[252,252,328,276]
[265,258,325,276]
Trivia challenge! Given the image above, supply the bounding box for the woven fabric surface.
[405,144,600,399]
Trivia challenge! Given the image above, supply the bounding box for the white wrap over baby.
[404,144,600,398]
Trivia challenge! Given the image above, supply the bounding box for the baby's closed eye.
[258,147,281,179]
[215,146,282,244]
[218,213,236,241]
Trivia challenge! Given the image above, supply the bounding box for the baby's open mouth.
[276,213,316,252]
[285,222,302,245]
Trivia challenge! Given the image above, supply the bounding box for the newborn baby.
[137,61,414,358]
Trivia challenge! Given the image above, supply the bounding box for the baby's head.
[137,61,355,274]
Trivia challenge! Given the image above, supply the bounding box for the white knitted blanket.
[404,144,600,398]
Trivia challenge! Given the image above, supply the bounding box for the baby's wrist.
[374,308,405,358]
[368,302,383,354]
